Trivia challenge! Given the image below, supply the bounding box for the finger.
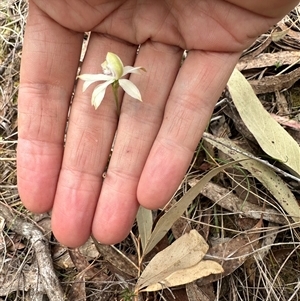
[226,0,298,18]
[92,42,183,244]
[51,34,137,247]
[138,50,241,209]
[17,2,83,213]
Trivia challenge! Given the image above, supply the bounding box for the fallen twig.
[0,203,65,301]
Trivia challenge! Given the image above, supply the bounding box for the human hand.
[17,0,298,247]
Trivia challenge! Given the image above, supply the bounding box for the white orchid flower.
[77,52,146,111]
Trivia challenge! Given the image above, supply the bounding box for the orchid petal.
[78,73,114,82]
[122,66,146,77]
[78,73,114,92]
[81,80,97,92]
[119,79,142,102]
[91,80,114,109]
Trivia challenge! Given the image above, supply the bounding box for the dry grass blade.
[142,160,245,256]
[186,282,212,301]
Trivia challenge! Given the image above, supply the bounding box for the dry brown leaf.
[172,217,192,240]
[275,90,290,115]
[253,67,300,94]
[67,273,86,301]
[237,51,300,71]
[241,35,272,60]
[186,282,215,301]
[136,230,208,290]
[92,237,138,278]
[142,260,223,292]
[197,220,262,285]
[270,113,300,130]
[164,288,190,301]
[69,248,106,281]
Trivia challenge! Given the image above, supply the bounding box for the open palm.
[18,0,298,247]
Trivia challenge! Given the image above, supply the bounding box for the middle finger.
[92,41,183,244]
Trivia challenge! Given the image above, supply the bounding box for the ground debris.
[0,203,65,301]
[1,1,300,300]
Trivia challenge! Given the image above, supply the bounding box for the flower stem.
[112,81,120,116]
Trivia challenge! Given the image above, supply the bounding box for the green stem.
[112,80,120,116]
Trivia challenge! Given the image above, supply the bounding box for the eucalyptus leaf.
[203,134,300,223]
[136,230,212,291]
[136,206,153,252]
[142,260,223,292]
[228,68,300,177]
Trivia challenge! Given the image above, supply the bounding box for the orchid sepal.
[119,79,142,102]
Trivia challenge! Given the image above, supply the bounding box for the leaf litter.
[0,1,300,301]
[135,230,223,292]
